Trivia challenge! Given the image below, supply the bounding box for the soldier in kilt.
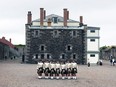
[71,61,78,79]
[55,61,61,79]
[37,60,43,79]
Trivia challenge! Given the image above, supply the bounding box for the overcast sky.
[0,0,116,47]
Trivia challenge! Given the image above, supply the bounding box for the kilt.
[44,68,50,74]
[61,69,66,74]
[37,67,43,73]
[67,68,72,74]
[50,68,55,74]
[56,68,60,74]
[71,68,77,74]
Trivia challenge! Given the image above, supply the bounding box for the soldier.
[43,60,50,79]
[37,60,43,79]
[55,61,61,79]
[61,62,66,79]
[50,61,56,79]
[71,61,78,79]
[66,61,72,79]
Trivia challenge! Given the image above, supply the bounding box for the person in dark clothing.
[88,62,90,67]
[22,55,25,63]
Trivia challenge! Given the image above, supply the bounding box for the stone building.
[25,8,100,64]
[0,37,19,60]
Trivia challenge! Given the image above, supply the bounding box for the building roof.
[33,14,79,23]
[0,37,15,48]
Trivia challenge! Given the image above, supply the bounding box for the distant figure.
[110,58,112,66]
[22,55,25,63]
[14,56,16,59]
[5,56,7,60]
[112,58,115,66]
[87,59,90,67]
[110,55,113,65]
[99,60,103,66]
[88,62,90,67]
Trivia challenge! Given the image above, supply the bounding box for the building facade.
[25,8,100,64]
[0,37,19,60]
[100,46,116,60]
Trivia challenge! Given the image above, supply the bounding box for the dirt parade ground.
[0,59,116,87]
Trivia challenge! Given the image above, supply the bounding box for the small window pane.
[90,39,95,42]
[90,30,95,33]
[53,17,58,23]
[90,54,95,57]
[60,54,65,59]
[41,54,44,59]
[40,45,46,51]
[35,31,38,35]
[73,54,76,59]
[35,54,38,59]
[47,54,50,59]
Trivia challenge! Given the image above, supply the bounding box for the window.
[66,44,72,51]
[41,54,44,59]
[73,54,76,59]
[73,31,76,36]
[60,53,66,59]
[35,31,38,35]
[90,39,95,42]
[71,53,77,59]
[35,54,38,59]
[90,30,95,33]
[52,30,60,38]
[53,17,58,23]
[40,45,46,51]
[71,30,78,37]
[33,30,40,37]
[90,54,95,57]
[47,54,50,59]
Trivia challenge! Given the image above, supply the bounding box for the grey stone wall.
[26,28,85,64]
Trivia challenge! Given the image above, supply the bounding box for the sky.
[0,0,116,47]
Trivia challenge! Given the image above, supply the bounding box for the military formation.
[37,60,78,79]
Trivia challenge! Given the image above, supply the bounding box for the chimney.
[80,16,83,23]
[79,16,83,26]
[44,10,46,19]
[63,8,68,27]
[2,37,5,40]
[9,38,11,43]
[40,8,44,27]
[27,11,32,24]
[47,18,51,27]
[67,11,69,20]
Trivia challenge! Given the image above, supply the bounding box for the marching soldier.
[50,61,56,79]
[61,62,66,79]
[66,61,72,79]
[71,61,78,79]
[37,60,43,79]
[43,60,50,79]
[55,61,61,79]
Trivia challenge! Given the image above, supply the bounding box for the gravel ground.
[0,59,116,87]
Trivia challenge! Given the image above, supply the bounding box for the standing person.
[110,55,113,65]
[55,61,61,79]
[87,59,90,67]
[37,61,43,79]
[43,60,50,79]
[50,61,56,79]
[88,62,90,67]
[112,58,115,66]
[61,62,66,79]
[71,61,78,79]
[66,61,72,79]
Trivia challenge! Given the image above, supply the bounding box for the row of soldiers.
[37,60,78,79]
